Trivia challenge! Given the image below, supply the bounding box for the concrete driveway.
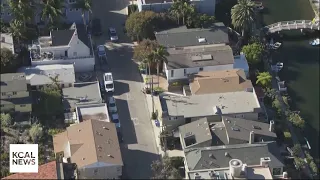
[91,0,160,179]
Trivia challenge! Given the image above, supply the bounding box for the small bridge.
[263,20,320,34]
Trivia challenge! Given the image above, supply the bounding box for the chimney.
[249,131,254,144]
[269,120,275,132]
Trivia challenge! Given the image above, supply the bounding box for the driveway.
[91,0,160,179]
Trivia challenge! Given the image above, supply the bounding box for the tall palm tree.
[41,0,64,29]
[49,75,60,88]
[170,1,182,25]
[231,0,256,36]
[151,46,169,87]
[256,72,272,88]
[8,0,34,27]
[73,0,92,27]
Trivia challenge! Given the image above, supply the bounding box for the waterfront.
[262,0,319,159]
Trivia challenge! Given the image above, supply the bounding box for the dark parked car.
[92,18,102,36]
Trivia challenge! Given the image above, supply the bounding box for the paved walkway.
[267,58,313,178]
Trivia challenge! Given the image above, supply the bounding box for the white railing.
[263,20,320,33]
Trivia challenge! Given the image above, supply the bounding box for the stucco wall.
[1,91,30,99]
[15,104,32,112]
[79,162,122,179]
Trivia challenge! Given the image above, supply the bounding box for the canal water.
[261,0,319,159]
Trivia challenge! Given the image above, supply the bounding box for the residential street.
[91,0,160,179]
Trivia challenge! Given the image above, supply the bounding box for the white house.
[53,120,123,179]
[0,33,15,54]
[29,23,94,72]
[17,64,76,90]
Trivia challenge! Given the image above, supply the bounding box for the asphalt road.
[91,0,160,179]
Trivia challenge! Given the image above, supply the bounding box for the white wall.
[67,32,91,57]
[165,64,234,82]
[31,57,95,72]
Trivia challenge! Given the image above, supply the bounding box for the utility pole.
[151,75,155,114]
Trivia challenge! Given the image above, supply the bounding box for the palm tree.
[8,0,34,28]
[256,72,272,88]
[41,0,64,29]
[170,1,183,25]
[231,0,256,36]
[73,0,92,27]
[151,46,168,87]
[170,0,194,25]
[49,74,60,88]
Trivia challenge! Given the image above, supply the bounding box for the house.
[62,81,103,123]
[186,69,253,96]
[2,161,75,179]
[29,23,94,72]
[0,73,32,113]
[0,33,14,54]
[137,0,216,16]
[18,64,76,90]
[53,120,123,179]
[0,0,89,24]
[155,23,229,48]
[76,103,110,123]
[159,91,261,131]
[163,44,237,83]
[184,142,285,179]
[179,117,277,149]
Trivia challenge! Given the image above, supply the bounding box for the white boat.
[276,62,284,70]
[273,42,282,49]
[310,38,320,46]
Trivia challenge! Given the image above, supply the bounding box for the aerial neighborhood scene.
[1,0,319,179]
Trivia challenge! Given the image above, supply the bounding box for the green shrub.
[284,131,291,139]
[151,111,158,120]
[153,87,165,93]
[128,4,138,16]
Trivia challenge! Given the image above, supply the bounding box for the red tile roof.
[3,161,58,179]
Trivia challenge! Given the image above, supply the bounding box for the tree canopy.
[133,39,159,62]
[0,48,18,73]
[241,42,264,65]
[29,124,43,143]
[151,156,182,179]
[231,0,257,36]
[256,72,272,88]
[125,11,158,41]
[288,112,305,129]
[1,113,12,128]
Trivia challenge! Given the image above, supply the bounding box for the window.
[272,168,281,175]
[68,0,76,4]
[1,92,6,96]
[12,92,17,95]
[20,105,26,107]
[199,67,203,71]
[75,8,79,11]
[69,8,74,12]
[73,52,77,56]
[184,69,187,76]
[1,37,5,42]
[93,169,98,175]
[7,12,11,16]
[170,117,178,120]
[171,70,174,77]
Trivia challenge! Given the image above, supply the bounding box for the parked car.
[108,27,118,41]
[97,45,107,58]
[103,72,114,92]
[111,113,120,128]
[107,96,118,113]
[92,18,102,36]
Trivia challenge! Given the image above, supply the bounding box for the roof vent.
[103,126,109,130]
[253,125,261,130]
[78,129,81,132]
[82,158,85,160]
[225,152,229,157]
[246,87,254,92]
[209,153,213,158]
[198,38,207,43]
[231,127,240,131]
[107,154,114,158]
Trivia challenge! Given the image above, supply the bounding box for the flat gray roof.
[179,118,212,149]
[155,23,229,48]
[18,64,75,86]
[77,103,109,122]
[160,91,261,118]
[185,141,284,171]
[0,73,27,92]
[62,81,102,110]
[165,44,234,69]
[222,116,277,143]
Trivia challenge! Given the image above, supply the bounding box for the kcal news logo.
[10,144,38,173]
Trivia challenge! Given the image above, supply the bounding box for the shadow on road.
[115,98,137,144]
[113,81,130,96]
[121,149,160,179]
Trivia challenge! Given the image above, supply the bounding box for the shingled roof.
[53,120,123,168]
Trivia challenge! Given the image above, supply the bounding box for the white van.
[103,72,114,92]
